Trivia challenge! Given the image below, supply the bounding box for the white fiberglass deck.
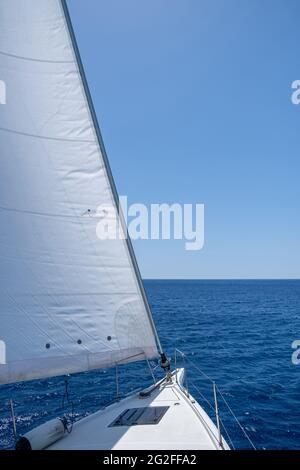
[48,369,229,450]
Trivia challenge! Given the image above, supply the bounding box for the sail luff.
[60,0,163,356]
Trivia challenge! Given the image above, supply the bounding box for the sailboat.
[0,0,230,450]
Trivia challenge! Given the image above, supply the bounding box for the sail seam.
[0,126,94,143]
[0,50,73,64]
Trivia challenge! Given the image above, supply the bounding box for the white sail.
[0,0,160,384]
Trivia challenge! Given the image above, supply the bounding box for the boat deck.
[48,369,228,450]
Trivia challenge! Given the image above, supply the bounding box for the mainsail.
[0,0,161,384]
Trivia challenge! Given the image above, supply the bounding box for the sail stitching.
[0,50,73,64]
[0,126,94,143]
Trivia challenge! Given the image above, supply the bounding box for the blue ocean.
[1,280,300,450]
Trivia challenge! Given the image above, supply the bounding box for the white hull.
[47,369,229,450]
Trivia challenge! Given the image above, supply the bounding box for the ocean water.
[1,280,300,450]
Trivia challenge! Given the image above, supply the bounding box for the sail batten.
[0,0,159,384]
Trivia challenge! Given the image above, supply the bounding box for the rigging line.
[175,349,215,384]
[146,358,156,385]
[0,49,74,64]
[219,416,235,450]
[115,365,120,399]
[61,377,74,434]
[189,374,234,448]
[9,399,18,444]
[176,349,253,449]
[177,385,221,450]
[188,380,215,413]
[60,0,164,357]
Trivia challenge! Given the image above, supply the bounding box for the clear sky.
[67,0,300,279]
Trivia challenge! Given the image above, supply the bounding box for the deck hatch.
[109,406,169,427]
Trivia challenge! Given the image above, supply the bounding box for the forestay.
[0,0,159,384]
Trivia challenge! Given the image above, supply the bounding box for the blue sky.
[67,0,300,279]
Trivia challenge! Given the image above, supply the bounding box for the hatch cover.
[109,406,169,427]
